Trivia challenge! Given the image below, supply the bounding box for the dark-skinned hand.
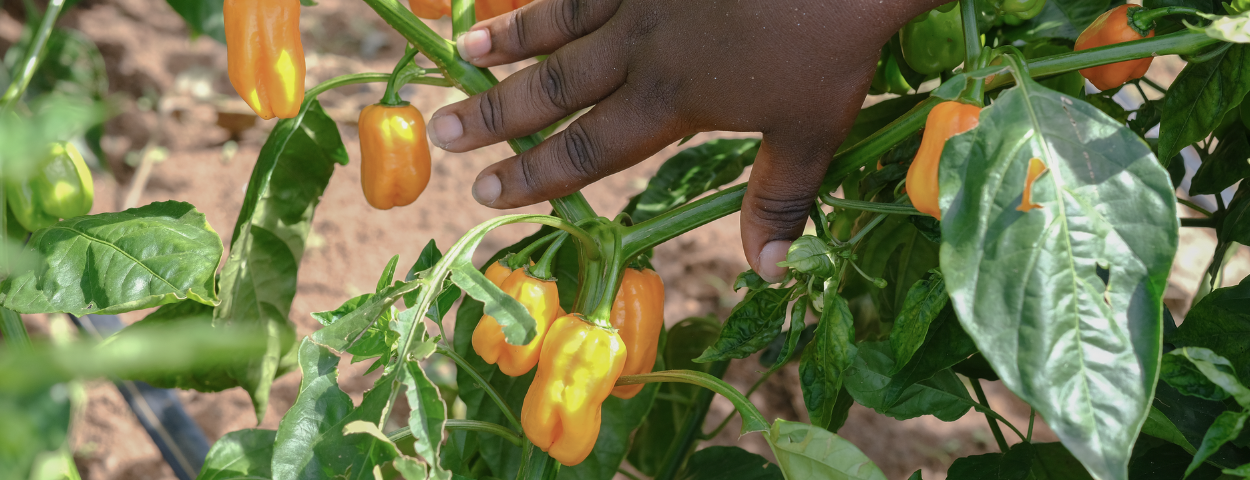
[427,0,951,282]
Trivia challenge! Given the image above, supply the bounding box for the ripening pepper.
[358,104,432,210]
[1075,5,1154,91]
[609,268,665,399]
[224,0,306,120]
[522,314,627,466]
[472,267,561,376]
[1000,0,1041,14]
[409,0,534,20]
[1002,0,1046,24]
[900,3,965,75]
[6,142,94,232]
[906,101,981,220]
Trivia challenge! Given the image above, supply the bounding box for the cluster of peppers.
[222,0,535,211]
[5,142,94,236]
[472,234,665,466]
[901,2,1173,219]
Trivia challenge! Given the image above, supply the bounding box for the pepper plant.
[3,0,1250,479]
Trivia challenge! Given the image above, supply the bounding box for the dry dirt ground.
[2,1,1247,479]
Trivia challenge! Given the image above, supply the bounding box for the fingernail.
[473,174,501,206]
[428,114,463,148]
[757,240,792,283]
[457,29,491,61]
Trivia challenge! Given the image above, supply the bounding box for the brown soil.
[2,1,1246,479]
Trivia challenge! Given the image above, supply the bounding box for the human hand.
[427,0,949,282]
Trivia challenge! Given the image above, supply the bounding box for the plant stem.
[0,308,30,348]
[529,232,568,279]
[360,0,597,223]
[0,0,66,114]
[819,193,924,216]
[654,360,731,480]
[823,97,940,187]
[1027,409,1036,442]
[436,344,522,431]
[959,0,982,70]
[1129,6,1203,35]
[983,31,1219,91]
[516,442,560,480]
[1178,198,1215,217]
[617,369,769,435]
[572,219,626,328]
[387,419,523,446]
[382,48,423,106]
[451,0,476,38]
[1182,217,1218,228]
[972,379,1012,452]
[508,230,563,270]
[621,185,746,258]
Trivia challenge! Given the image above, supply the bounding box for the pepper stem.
[1128,6,1202,37]
[529,232,568,280]
[381,47,423,107]
[507,230,563,270]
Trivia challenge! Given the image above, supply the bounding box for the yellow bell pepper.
[224,0,306,120]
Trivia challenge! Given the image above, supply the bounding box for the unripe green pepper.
[1003,0,1046,24]
[6,142,94,231]
[900,4,965,75]
[1000,0,1040,14]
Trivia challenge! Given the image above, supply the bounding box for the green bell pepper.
[900,3,965,75]
[6,142,94,232]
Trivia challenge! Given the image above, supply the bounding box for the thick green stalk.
[0,0,66,114]
[387,419,523,446]
[517,442,561,480]
[621,185,747,258]
[452,0,477,37]
[824,97,941,187]
[381,48,423,106]
[984,30,1219,90]
[959,0,981,69]
[572,219,627,328]
[360,0,597,223]
[654,360,731,480]
[529,233,568,279]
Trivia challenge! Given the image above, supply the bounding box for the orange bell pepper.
[610,268,665,399]
[224,0,306,120]
[1075,5,1155,91]
[408,0,534,20]
[358,104,432,210]
[905,101,981,220]
[472,267,561,376]
[521,314,627,466]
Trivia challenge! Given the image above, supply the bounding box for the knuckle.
[478,88,507,137]
[555,0,589,39]
[750,192,814,232]
[536,56,574,111]
[561,122,600,179]
[510,10,532,53]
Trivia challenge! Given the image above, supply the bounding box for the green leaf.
[621,139,759,223]
[1225,188,1250,246]
[1152,381,1250,470]
[800,292,857,429]
[1192,11,1250,44]
[946,443,1096,480]
[1159,45,1250,163]
[164,0,226,43]
[1025,443,1097,480]
[840,94,930,154]
[402,359,451,479]
[112,301,256,392]
[1129,437,1225,480]
[840,213,940,329]
[405,240,444,307]
[310,280,420,352]
[945,453,1002,480]
[889,273,947,374]
[734,270,770,292]
[1002,0,1112,41]
[1168,278,1250,386]
[694,288,790,363]
[843,341,972,422]
[197,429,276,480]
[777,236,836,278]
[0,386,72,480]
[1190,126,1250,195]
[1164,347,1250,408]
[939,75,1177,480]
[1189,410,1250,478]
[767,420,887,480]
[1143,406,1199,455]
[214,101,346,421]
[449,262,537,346]
[881,306,979,407]
[378,255,400,292]
[1,201,222,315]
[676,446,783,480]
[271,339,397,480]
[761,299,808,369]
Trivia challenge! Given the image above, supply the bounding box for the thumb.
[741,133,834,283]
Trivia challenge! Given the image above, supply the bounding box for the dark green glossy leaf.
[1026,443,1097,480]
[799,293,856,429]
[1129,437,1224,480]
[767,420,886,480]
[694,288,790,363]
[1153,381,1250,470]
[450,262,536,346]
[675,446,783,480]
[198,429,276,480]
[777,236,836,278]
[405,240,444,307]
[1226,188,1250,246]
[1168,278,1250,386]
[310,279,420,352]
[733,270,770,292]
[946,453,1002,480]
[761,299,808,369]
[882,306,978,407]
[939,74,1177,480]
[164,0,226,43]
[1,201,222,315]
[621,139,759,223]
[271,339,396,480]
[889,273,947,373]
[945,443,1095,480]
[842,213,940,328]
[215,101,345,421]
[1190,126,1250,195]
[843,341,972,421]
[1189,410,1250,477]
[1142,406,1199,455]
[1143,0,1217,12]
[1159,45,1250,163]
[1163,347,1250,407]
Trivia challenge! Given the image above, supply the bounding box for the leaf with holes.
[938,73,1178,480]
